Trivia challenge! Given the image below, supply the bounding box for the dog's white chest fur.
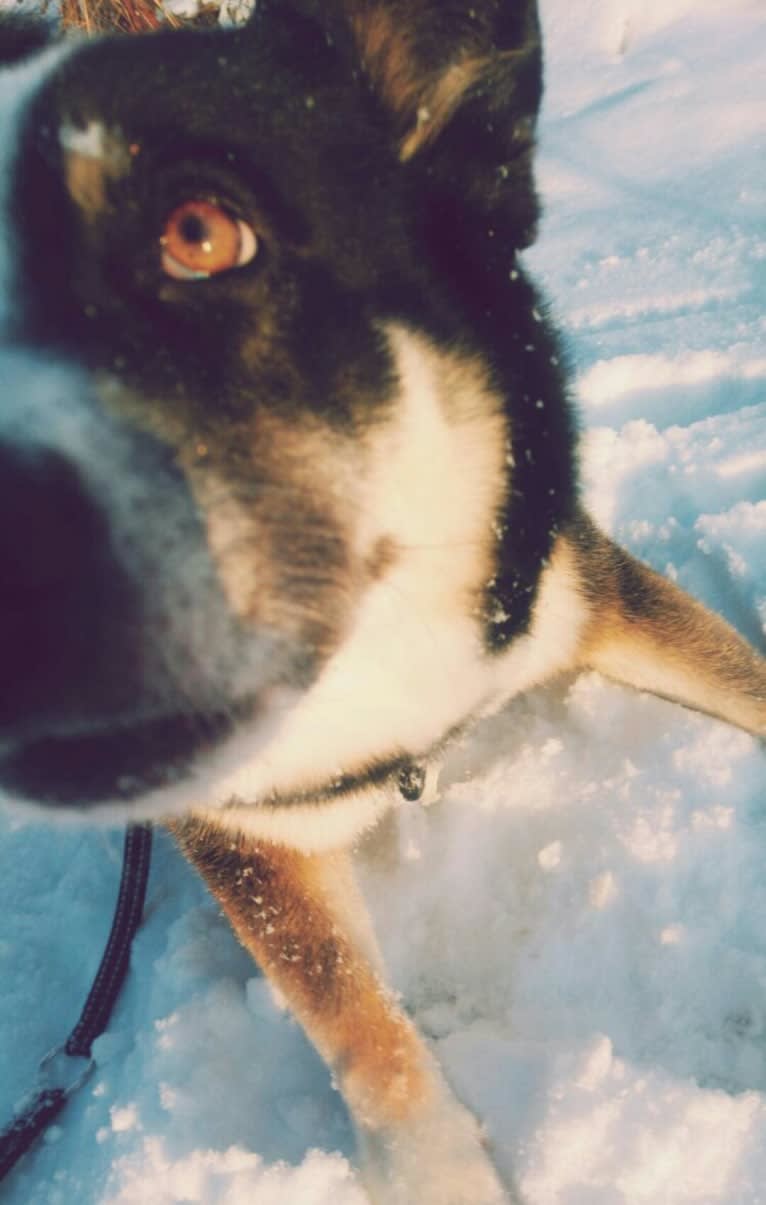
[200,326,586,850]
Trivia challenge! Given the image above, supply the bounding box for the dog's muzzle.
[0,349,287,811]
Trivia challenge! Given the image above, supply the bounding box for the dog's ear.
[340,0,542,164]
[251,0,543,246]
[285,0,543,246]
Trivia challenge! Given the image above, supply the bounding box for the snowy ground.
[1,0,765,1202]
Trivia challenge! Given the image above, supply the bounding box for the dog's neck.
[186,324,586,851]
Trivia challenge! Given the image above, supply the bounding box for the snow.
[1,0,765,1202]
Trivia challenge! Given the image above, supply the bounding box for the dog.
[0,2,764,1201]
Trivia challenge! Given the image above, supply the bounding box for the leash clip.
[38,1044,95,1100]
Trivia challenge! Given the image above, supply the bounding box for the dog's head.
[0,1,551,819]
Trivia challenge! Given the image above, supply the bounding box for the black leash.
[0,823,152,1183]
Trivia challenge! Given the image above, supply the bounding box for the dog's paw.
[356,1088,517,1205]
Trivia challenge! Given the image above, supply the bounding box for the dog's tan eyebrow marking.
[60,120,132,215]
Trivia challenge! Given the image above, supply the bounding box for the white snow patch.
[103,1141,364,1205]
[578,350,766,408]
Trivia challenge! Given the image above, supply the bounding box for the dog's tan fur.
[569,515,766,737]
[171,819,434,1128]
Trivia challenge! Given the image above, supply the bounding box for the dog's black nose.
[0,442,104,596]
[0,441,136,732]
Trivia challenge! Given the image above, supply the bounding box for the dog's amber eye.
[160,200,257,280]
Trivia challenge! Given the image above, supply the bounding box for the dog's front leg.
[171,816,513,1205]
